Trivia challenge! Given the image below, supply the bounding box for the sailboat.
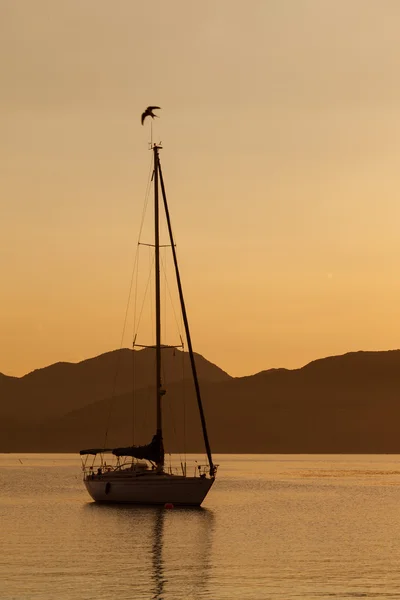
[79,135,217,506]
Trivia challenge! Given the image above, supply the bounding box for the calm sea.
[1,454,400,599]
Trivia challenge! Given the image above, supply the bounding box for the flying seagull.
[141,106,161,125]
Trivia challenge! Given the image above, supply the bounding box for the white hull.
[84,472,214,506]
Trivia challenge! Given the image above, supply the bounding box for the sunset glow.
[2,1,400,376]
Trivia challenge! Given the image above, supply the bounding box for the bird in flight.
[141,106,161,125]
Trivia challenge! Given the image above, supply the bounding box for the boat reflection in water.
[83,504,214,599]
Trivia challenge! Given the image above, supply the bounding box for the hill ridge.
[2,348,400,453]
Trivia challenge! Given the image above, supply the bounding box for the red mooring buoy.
[164,503,174,509]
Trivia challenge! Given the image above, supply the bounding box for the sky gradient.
[2,0,400,377]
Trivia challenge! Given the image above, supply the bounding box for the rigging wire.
[182,343,187,467]
[149,246,154,345]
[163,246,167,344]
[133,253,155,341]
[160,252,185,343]
[163,362,184,470]
[133,166,153,335]
[132,338,136,446]
[103,154,154,447]
[136,356,154,440]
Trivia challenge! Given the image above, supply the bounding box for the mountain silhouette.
[2,349,400,453]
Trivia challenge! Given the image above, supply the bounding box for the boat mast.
[157,160,216,478]
[153,143,164,467]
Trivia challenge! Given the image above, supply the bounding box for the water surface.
[1,454,400,599]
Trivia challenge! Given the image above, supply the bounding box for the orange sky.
[2,0,400,377]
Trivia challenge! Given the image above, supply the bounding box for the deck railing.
[81,459,212,479]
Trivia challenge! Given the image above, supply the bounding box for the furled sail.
[112,433,164,464]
